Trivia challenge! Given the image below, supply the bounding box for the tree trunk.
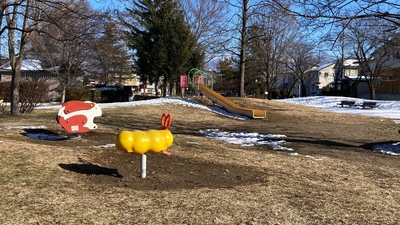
[9,52,24,116]
[61,84,67,103]
[162,84,167,97]
[301,83,307,97]
[155,81,159,97]
[10,69,21,115]
[238,0,248,97]
[351,81,359,97]
[370,87,376,100]
[171,82,176,96]
[7,0,34,116]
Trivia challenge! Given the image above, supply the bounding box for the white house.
[293,62,336,97]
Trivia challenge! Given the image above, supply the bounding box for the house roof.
[0,59,42,71]
[343,59,359,67]
[310,62,335,71]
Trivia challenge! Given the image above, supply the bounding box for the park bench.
[337,100,356,107]
[357,101,377,109]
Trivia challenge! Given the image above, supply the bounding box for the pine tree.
[122,0,192,97]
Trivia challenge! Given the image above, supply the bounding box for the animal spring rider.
[115,113,174,178]
[57,100,102,136]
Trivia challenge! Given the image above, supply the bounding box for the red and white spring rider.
[56,100,102,136]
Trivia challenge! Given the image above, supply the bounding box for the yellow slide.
[198,83,266,119]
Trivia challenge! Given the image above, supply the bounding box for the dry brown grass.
[0,98,399,224]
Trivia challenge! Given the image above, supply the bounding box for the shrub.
[65,87,101,102]
[19,81,49,113]
[0,82,10,114]
[134,95,159,101]
[270,89,281,99]
[65,86,130,103]
[99,89,125,103]
[0,81,49,113]
[0,82,10,102]
[95,86,130,103]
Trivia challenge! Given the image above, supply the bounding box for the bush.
[0,82,10,102]
[65,87,101,102]
[134,95,159,101]
[270,89,281,99]
[280,88,291,98]
[0,82,10,114]
[19,81,49,113]
[65,86,130,103]
[99,89,125,103]
[0,81,49,113]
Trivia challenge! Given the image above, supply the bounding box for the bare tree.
[6,0,43,115]
[0,0,7,35]
[4,0,100,114]
[273,0,400,33]
[86,18,132,86]
[346,18,395,100]
[179,0,229,62]
[285,39,322,96]
[214,0,293,97]
[246,9,299,99]
[214,0,257,97]
[29,1,101,103]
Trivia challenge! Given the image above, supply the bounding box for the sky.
[1,96,400,157]
[89,0,124,10]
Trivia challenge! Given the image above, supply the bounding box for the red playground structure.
[56,100,102,135]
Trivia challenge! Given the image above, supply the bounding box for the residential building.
[371,38,400,100]
[293,62,335,96]
[333,58,366,96]
[0,59,83,101]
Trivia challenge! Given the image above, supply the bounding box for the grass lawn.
[0,97,399,224]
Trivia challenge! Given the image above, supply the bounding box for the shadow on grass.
[285,137,358,149]
[59,160,123,178]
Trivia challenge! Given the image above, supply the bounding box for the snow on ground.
[277,96,400,155]
[277,96,400,120]
[1,96,400,156]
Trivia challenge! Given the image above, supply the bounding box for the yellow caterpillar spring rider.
[115,113,174,178]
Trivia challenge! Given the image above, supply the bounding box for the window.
[324,72,329,78]
[395,50,400,60]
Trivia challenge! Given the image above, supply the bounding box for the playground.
[183,68,266,118]
[0,97,400,224]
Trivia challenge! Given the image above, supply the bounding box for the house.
[292,62,335,96]
[340,76,370,98]
[370,37,400,100]
[0,59,83,101]
[332,58,367,96]
[90,73,161,96]
[288,58,361,97]
[121,74,161,96]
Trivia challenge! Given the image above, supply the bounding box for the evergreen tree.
[121,0,192,97]
[216,57,239,96]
